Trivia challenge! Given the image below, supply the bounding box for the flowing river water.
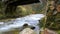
[0,14,45,34]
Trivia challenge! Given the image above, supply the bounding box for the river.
[0,14,45,34]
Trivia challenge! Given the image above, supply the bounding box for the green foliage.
[16,6,33,17]
[58,31,60,34]
[39,17,46,28]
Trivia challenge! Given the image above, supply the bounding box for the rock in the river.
[20,28,36,34]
